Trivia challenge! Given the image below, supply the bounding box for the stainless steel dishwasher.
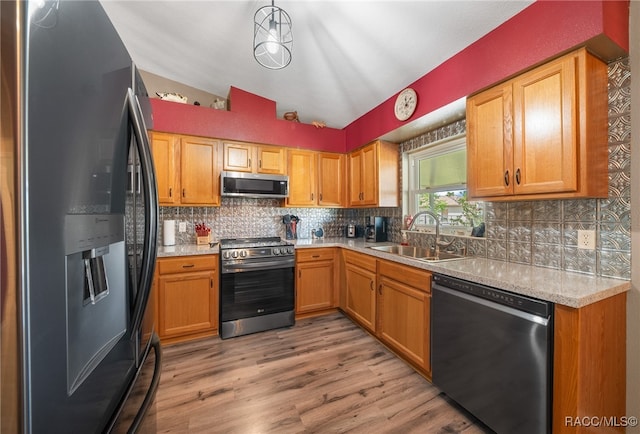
[431,274,553,434]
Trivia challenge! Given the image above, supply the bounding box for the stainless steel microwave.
[220,171,289,198]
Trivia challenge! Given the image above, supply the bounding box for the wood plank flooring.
[148,313,492,433]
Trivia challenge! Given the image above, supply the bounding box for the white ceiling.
[100,0,534,134]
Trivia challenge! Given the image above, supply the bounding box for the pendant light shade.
[253,0,293,70]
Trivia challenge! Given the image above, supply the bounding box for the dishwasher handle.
[432,274,552,318]
[433,283,550,326]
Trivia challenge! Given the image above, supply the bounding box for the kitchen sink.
[368,245,467,262]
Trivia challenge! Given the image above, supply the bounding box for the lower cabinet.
[343,250,377,334]
[295,248,337,315]
[377,260,431,377]
[156,255,218,344]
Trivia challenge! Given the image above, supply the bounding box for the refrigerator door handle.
[128,332,163,433]
[126,87,159,337]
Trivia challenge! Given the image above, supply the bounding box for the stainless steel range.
[219,237,295,339]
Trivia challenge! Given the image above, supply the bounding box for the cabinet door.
[150,132,180,205]
[158,271,216,339]
[344,262,376,333]
[257,145,286,174]
[318,153,344,207]
[222,142,253,172]
[296,260,334,313]
[348,150,363,206]
[513,55,577,195]
[180,137,220,205]
[287,149,317,206]
[359,143,378,206]
[378,277,430,374]
[466,84,513,198]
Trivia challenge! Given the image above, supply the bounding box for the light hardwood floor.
[148,313,492,433]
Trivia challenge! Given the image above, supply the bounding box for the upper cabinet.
[150,131,221,206]
[222,141,286,175]
[467,48,608,201]
[348,140,399,207]
[286,150,345,207]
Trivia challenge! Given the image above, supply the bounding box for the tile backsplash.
[159,57,630,280]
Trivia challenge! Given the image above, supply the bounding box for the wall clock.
[394,88,418,121]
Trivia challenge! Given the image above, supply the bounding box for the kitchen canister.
[163,220,176,246]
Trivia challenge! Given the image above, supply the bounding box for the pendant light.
[253,0,293,70]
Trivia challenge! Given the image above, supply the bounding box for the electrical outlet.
[178,221,187,233]
[577,229,596,250]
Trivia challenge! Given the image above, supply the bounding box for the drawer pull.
[312,255,320,259]
[182,264,195,268]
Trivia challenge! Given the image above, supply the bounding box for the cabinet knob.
[169,187,173,197]
[370,280,374,291]
[378,284,382,295]
[515,168,521,185]
[311,193,314,201]
[182,188,186,197]
[248,158,252,168]
[504,170,510,187]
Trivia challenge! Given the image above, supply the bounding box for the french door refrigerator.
[1,1,161,432]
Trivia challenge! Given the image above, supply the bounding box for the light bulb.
[266,20,279,54]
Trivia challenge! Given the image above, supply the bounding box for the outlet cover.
[178,221,187,233]
[577,229,596,250]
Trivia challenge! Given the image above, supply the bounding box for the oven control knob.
[273,248,280,255]
[287,247,294,254]
[231,251,238,258]
[240,250,247,258]
[223,251,230,259]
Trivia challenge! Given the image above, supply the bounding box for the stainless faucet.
[407,210,454,254]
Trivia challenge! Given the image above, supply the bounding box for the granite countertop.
[158,237,630,308]
[157,243,219,257]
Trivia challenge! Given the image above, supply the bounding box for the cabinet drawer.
[296,248,335,263]
[378,260,431,293]
[158,255,217,275]
[343,250,376,273]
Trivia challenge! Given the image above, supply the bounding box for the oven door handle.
[221,258,295,273]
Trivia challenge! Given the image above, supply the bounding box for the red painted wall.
[151,87,346,152]
[150,0,628,154]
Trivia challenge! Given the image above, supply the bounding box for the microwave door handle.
[127,87,159,335]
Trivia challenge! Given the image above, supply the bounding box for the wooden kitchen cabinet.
[295,248,338,315]
[286,150,345,207]
[343,250,377,333]
[348,140,398,207]
[150,131,221,206]
[222,141,286,174]
[377,260,432,377]
[467,47,608,201]
[156,255,218,344]
[150,131,179,205]
[553,292,626,433]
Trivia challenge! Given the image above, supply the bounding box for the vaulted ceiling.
[101,1,534,131]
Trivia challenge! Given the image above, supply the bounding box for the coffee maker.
[365,216,388,242]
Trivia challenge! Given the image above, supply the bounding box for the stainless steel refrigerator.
[1,1,161,432]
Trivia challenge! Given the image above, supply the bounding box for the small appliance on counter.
[346,224,357,238]
[365,216,388,242]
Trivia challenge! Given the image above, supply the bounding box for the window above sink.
[403,134,484,237]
